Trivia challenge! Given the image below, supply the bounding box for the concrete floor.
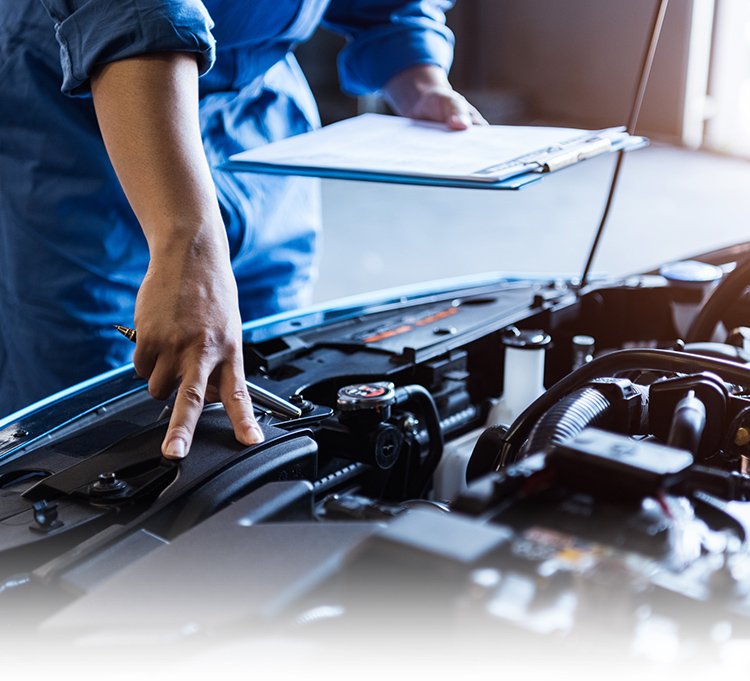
[313,143,750,304]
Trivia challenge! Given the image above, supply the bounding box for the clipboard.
[222,113,648,190]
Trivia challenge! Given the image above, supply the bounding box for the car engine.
[2,244,750,677]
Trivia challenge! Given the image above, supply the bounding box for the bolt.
[91,471,126,494]
[401,415,418,434]
[288,394,314,413]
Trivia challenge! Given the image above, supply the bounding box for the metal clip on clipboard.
[540,135,614,172]
[472,127,624,182]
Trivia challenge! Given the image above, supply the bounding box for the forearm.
[90,52,261,458]
[90,52,225,259]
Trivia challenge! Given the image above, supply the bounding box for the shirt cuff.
[337,21,455,96]
[53,0,215,96]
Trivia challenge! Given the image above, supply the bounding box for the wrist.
[146,215,230,263]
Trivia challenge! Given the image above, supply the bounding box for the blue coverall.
[0,0,455,417]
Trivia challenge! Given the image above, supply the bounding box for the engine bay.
[2,244,750,675]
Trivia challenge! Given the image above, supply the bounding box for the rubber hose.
[686,255,750,343]
[522,387,616,456]
[499,348,750,468]
[394,384,444,496]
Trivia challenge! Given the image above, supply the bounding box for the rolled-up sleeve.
[323,0,455,96]
[39,0,216,96]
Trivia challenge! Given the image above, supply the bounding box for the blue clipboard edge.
[221,136,648,191]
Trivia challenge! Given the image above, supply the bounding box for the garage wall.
[448,0,696,142]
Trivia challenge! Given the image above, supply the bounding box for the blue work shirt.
[0,1,455,417]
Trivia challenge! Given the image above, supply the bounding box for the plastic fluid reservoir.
[435,328,550,502]
[487,326,551,427]
[660,260,723,338]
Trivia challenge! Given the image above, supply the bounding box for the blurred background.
[291,1,750,303]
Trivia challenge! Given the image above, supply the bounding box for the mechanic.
[0,0,484,459]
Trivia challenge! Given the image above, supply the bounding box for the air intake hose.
[521,378,649,457]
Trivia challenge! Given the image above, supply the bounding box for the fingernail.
[164,438,187,460]
[248,423,265,444]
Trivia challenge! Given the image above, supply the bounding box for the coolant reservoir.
[435,327,550,502]
[487,327,551,427]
